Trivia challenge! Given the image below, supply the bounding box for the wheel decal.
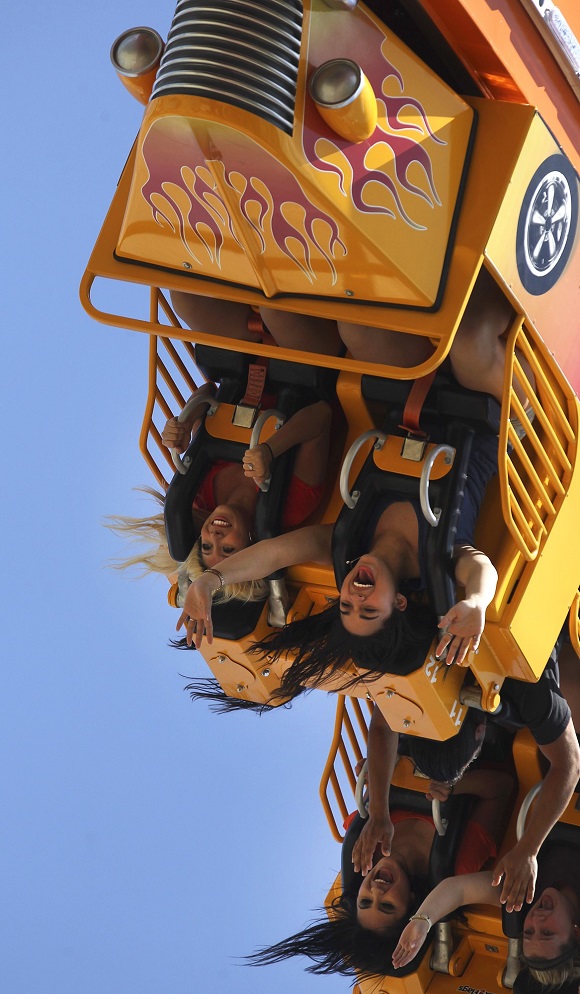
[516,153,578,295]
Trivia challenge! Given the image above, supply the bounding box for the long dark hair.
[405,708,485,783]
[247,877,427,979]
[251,599,437,703]
[170,638,304,714]
[181,675,297,715]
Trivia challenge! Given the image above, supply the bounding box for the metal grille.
[140,290,204,491]
[498,319,577,561]
[152,0,303,134]
[319,696,372,843]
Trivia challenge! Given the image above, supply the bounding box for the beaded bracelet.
[409,913,432,930]
[204,568,226,588]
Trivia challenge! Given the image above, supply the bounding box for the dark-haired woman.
[178,432,498,700]
[107,400,332,607]
[248,768,511,980]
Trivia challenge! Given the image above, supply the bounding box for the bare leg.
[170,291,260,342]
[448,270,513,404]
[449,269,535,406]
[338,321,434,366]
[260,307,343,356]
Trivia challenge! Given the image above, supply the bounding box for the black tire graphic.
[516,153,578,295]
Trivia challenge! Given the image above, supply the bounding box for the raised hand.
[392,917,430,969]
[176,572,221,648]
[492,844,537,912]
[352,813,394,876]
[436,597,485,666]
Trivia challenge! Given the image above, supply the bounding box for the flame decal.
[303,29,447,230]
[140,122,346,284]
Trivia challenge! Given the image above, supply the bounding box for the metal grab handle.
[432,798,448,836]
[419,444,455,527]
[355,759,369,818]
[340,430,386,509]
[249,409,285,493]
[171,383,217,475]
[267,578,289,629]
[516,782,542,840]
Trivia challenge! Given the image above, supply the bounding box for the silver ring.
[247,463,254,470]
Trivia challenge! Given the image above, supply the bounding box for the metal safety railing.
[498,319,578,561]
[139,289,205,490]
[319,695,373,843]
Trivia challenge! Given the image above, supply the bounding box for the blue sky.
[2,3,349,991]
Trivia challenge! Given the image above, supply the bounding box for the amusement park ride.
[81,1,580,990]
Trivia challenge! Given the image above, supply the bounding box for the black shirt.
[491,652,571,746]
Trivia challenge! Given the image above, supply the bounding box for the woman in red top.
[247,711,512,980]
[108,399,333,607]
[163,398,332,585]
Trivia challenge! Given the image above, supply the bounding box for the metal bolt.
[493,683,500,691]
[386,690,394,698]
[366,692,372,700]
[182,261,192,269]
[236,684,245,693]
[444,455,452,465]
[217,654,226,664]
[352,490,360,500]
[261,668,271,678]
[403,719,411,728]
[345,289,354,296]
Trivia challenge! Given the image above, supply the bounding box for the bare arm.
[436,545,498,666]
[392,872,498,969]
[492,719,580,911]
[352,708,399,874]
[178,525,333,647]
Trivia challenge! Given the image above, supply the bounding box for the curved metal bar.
[170,382,217,475]
[355,759,369,818]
[249,409,285,492]
[432,798,448,836]
[340,430,386,508]
[419,444,455,527]
[516,782,542,840]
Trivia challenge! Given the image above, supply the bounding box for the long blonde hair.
[105,487,268,604]
[527,950,580,990]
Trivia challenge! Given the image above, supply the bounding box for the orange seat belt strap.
[400,371,437,437]
[240,359,268,408]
